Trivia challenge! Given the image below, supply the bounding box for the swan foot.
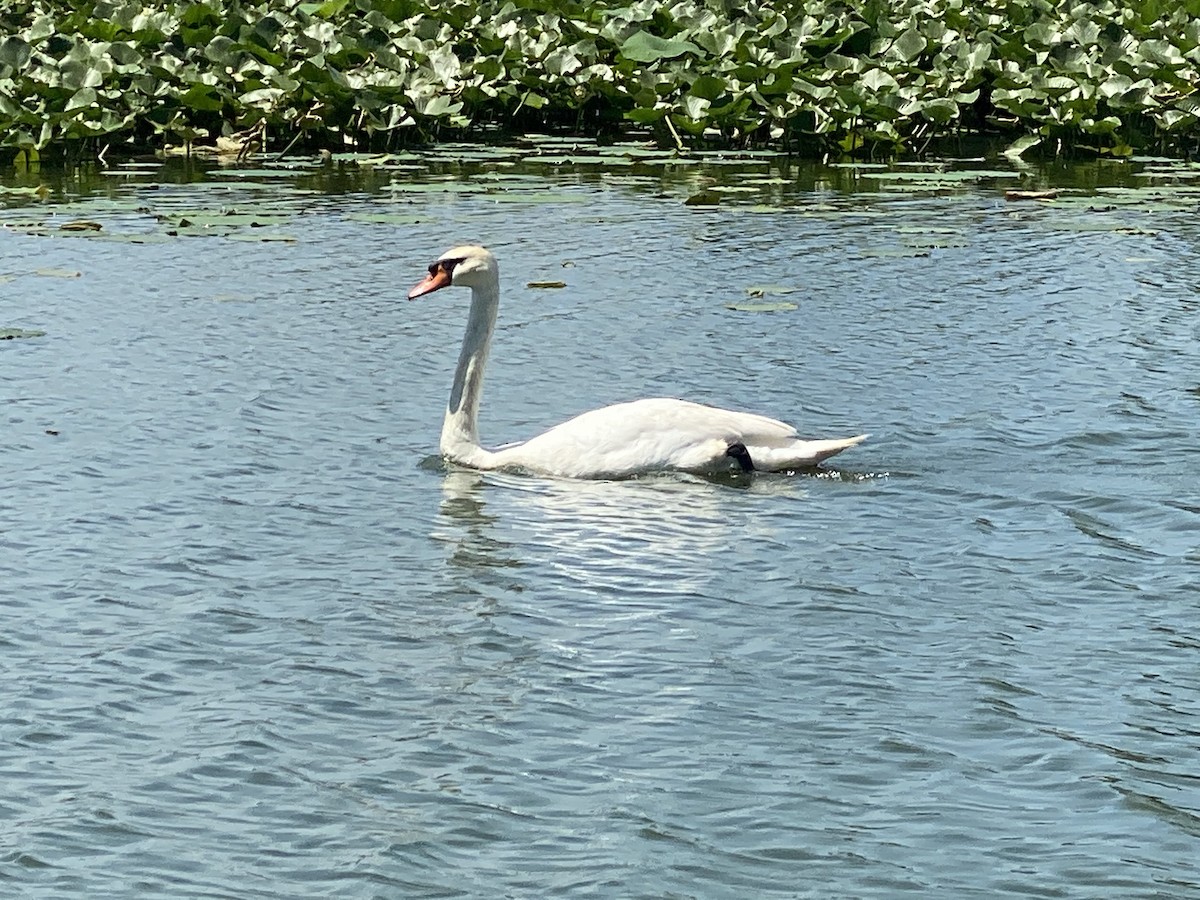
[725,441,756,473]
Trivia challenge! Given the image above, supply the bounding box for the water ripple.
[2,172,1200,898]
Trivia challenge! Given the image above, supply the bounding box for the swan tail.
[751,434,868,471]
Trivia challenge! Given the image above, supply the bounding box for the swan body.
[409,245,866,479]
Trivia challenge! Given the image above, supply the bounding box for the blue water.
[2,154,1199,897]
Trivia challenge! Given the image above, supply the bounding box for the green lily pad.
[2,220,51,235]
[225,233,299,242]
[856,247,933,258]
[387,182,489,193]
[861,169,1022,182]
[207,168,307,179]
[92,232,175,244]
[745,284,798,297]
[620,31,699,63]
[725,301,799,312]
[527,280,567,289]
[1,327,47,339]
[166,212,290,228]
[345,212,424,225]
[483,191,588,203]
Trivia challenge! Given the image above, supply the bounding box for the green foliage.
[3,0,1200,157]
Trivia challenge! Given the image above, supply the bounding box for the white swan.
[408,245,867,479]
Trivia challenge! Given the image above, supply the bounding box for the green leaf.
[725,301,798,312]
[861,68,898,92]
[1024,23,1059,47]
[1,328,48,339]
[620,31,699,64]
[181,83,226,112]
[682,94,710,119]
[624,105,667,123]
[1002,134,1043,159]
[689,74,726,101]
[918,99,957,124]
[64,87,98,112]
[0,37,31,71]
[893,28,925,62]
[1140,39,1186,67]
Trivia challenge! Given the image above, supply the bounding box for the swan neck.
[442,276,499,460]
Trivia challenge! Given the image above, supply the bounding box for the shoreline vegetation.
[3,0,1200,165]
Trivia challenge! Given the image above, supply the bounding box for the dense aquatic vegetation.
[3,0,1200,160]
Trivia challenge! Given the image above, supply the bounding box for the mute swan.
[408,245,866,479]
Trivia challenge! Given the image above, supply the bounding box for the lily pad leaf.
[620,31,699,63]
[1,327,47,340]
[345,212,423,225]
[893,28,925,62]
[0,36,31,69]
[1005,190,1058,201]
[745,284,798,297]
[1003,135,1042,159]
[527,281,567,289]
[225,233,299,242]
[725,301,798,312]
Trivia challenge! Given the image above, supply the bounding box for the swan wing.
[486,398,865,477]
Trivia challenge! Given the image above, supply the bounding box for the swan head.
[408,245,497,299]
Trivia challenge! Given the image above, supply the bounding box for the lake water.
[2,147,1199,898]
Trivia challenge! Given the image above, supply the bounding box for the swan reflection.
[435,469,809,600]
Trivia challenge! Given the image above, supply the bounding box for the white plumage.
[408,245,866,479]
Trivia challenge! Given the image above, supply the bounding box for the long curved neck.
[441,274,500,464]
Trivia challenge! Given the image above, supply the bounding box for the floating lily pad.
[483,191,588,203]
[59,220,102,231]
[745,284,798,297]
[2,221,51,235]
[207,168,307,179]
[527,280,567,289]
[225,233,299,242]
[1005,190,1059,201]
[709,185,766,193]
[387,182,489,193]
[91,232,174,244]
[725,301,798,312]
[856,247,933,258]
[528,154,631,166]
[166,212,290,228]
[345,212,424,225]
[0,185,47,196]
[862,169,1022,182]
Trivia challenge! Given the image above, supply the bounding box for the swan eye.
[431,257,466,277]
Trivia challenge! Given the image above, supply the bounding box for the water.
[2,153,1199,897]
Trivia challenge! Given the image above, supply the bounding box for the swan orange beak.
[408,265,453,300]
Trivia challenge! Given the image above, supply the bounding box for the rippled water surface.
[3,151,1199,898]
